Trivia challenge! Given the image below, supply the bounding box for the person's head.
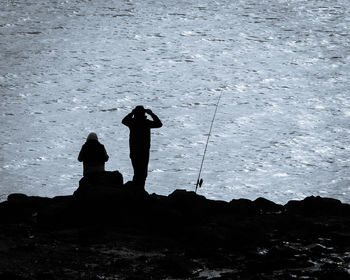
[133,105,146,119]
[86,132,98,142]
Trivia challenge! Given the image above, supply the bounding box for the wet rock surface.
[1,175,350,279]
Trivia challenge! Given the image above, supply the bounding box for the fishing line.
[195,90,224,193]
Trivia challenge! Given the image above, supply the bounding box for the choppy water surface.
[0,0,349,203]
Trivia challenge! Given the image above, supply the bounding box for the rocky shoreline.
[1,173,350,279]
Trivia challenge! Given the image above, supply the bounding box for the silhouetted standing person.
[122,106,162,190]
[78,132,109,176]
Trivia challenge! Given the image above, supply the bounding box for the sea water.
[0,0,349,204]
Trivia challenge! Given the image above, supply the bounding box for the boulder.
[167,189,229,223]
[73,170,123,197]
[285,196,350,216]
[0,193,51,223]
[228,198,257,216]
[253,197,283,213]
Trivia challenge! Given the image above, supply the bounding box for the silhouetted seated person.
[78,132,109,177]
[122,106,162,190]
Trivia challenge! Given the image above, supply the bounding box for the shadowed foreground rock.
[1,174,350,279]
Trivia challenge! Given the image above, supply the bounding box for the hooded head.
[86,132,98,142]
[134,105,146,120]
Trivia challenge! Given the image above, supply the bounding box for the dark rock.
[330,232,350,247]
[37,195,75,227]
[253,197,283,213]
[167,189,229,222]
[7,193,28,202]
[7,193,51,208]
[35,271,56,280]
[285,196,350,216]
[0,272,27,280]
[73,170,123,197]
[157,255,196,278]
[2,189,350,279]
[229,198,257,215]
[266,245,299,259]
[168,189,208,212]
[181,225,228,252]
[307,243,332,257]
[317,268,350,280]
[0,193,51,223]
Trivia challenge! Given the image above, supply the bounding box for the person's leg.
[131,151,149,190]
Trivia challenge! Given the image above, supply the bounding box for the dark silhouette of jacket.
[78,139,109,176]
[122,114,162,153]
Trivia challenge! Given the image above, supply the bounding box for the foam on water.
[0,0,349,203]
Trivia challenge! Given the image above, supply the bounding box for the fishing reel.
[195,178,203,193]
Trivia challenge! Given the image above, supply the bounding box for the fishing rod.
[195,90,223,193]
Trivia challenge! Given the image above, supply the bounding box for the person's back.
[78,133,109,176]
[128,117,153,152]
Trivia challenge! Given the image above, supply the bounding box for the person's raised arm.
[145,109,162,128]
[122,111,134,127]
